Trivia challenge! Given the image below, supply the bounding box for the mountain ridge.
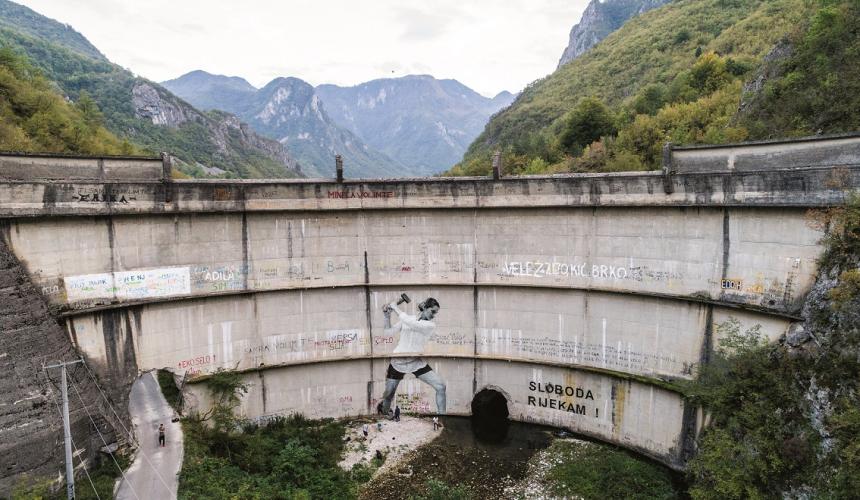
[0,0,301,178]
[165,70,514,175]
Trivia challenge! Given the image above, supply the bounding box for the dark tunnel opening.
[470,388,510,443]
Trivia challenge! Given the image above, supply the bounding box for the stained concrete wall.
[671,133,860,173]
[3,143,859,476]
[5,207,822,314]
[182,358,688,466]
[0,238,122,495]
[0,153,166,183]
[66,286,789,382]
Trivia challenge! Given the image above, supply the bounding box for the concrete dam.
[2,134,859,488]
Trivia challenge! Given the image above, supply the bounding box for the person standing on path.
[432,416,439,431]
[362,423,369,438]
[394,406,401,422]
[158,423,166,447]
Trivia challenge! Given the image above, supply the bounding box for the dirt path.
[339,416,440,475]
[116,371,182,500]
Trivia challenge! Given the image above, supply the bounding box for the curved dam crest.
[2,134,860,481]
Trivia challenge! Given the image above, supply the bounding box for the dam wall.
[1,135,859,477]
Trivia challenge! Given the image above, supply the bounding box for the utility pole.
[45,359,85,500]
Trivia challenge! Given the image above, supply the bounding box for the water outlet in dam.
[471,388,510,442]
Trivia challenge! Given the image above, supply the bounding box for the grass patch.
[544,440,678,499]
[10,453,130,500]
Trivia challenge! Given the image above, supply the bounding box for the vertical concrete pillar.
[335,154,344,183]
[662,142,674,194]
[161,152,173,203]
[492,151,502,180]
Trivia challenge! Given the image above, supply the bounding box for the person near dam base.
[377,297,447,415]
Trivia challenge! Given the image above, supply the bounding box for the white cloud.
[15,0,588,97]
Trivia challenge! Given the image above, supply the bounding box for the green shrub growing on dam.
[178,370,365,499]
[179,415,361,499]
[686,196,860,498]
[156,369,182,413]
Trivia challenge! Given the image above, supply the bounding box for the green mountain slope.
[0,0,302,178]
[737,0,860,139]
[455,0,817,175]
[0,47,136,155]
[0,0,105,61]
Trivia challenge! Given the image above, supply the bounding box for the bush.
[179,415,356,499]
[559,97,617,155]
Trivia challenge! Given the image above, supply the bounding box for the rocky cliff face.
[0,235,125,496]
[211,110,302,174]
[132,82,202,127]
[163,71,514,177]
[316,75,515,175]
[164,72,405,178]
[557,0,670,68]
[131,81,302,176]
[245,77,403,178]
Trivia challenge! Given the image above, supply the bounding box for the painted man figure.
[377,297,446,415]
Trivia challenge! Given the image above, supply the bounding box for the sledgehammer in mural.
[377,293,446,415]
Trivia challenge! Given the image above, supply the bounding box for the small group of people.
[389,405,401,422]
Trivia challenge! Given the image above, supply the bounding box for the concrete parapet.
[0,152,165,183]
[1,166,858,218]
[670,132,860,174]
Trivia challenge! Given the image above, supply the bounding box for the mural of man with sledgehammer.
[377,293,446,415]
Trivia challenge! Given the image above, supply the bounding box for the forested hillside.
[0,0,302,178]
[454,0,858,176]
[0,48,136,155]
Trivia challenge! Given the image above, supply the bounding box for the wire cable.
[41,365,102,500]
[78,364,176,498]
[67,374,142,500]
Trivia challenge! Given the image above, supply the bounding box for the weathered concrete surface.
[117,371,181,500]
[1,165,859,218]
[0,236,122,496]
[0,152,167,183]
[6,208,823,314]
[66,286,789,382]
[182,358,688,467]
[2,138,859,477]
[671,133,860,173]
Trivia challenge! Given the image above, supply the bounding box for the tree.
[559,97,617,155]
[75,90,104,127]
[689,52,731,95]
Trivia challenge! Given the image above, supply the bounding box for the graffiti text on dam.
[527,381,598,417]
[503,261,629,280]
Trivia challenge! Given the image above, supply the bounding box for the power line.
[41,365,102,500]
[67,374,141,500]
[79,361,137,446]
[79,364,176,498]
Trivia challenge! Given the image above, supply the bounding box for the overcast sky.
[16,0,589,97]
